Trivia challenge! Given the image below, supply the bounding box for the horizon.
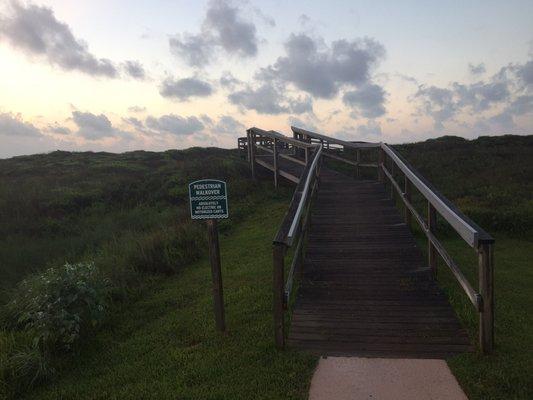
[1,0,532,158]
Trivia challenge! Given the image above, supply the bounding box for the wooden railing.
[379,143,495,354]
[271,144,322,348]
[246,127,316,186]
[291,126,380,178]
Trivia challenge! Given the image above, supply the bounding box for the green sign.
[189,179,229,220]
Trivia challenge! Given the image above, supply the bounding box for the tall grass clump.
[0,331,53,398]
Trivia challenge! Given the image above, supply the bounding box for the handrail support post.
[404,176,412,228]
[378,147,385,182]
[479,242,494,354]
[249,131,256,179]
[273,138,279,188]
[428,202,437,278]
[356,149,361,179]
[273,243,285,348]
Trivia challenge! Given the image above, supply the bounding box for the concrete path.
[309,357,468,400]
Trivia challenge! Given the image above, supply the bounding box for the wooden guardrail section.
[240,126,495,355]
[379,143,495,353]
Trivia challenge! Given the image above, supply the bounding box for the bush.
[4,262,109,352]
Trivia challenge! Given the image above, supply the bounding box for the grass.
[22,200,317,400]
[434,235,533,399]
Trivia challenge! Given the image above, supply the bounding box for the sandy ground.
[309,357,468,400]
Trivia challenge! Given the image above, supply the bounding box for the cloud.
[517,60,533,88]
[122,60,146,80]
[122,116,145,131]
[212,115,245,135]
[229,84,288,114]
[0,1,117,77]
[343,83,386,118]
[416,79,511,129]
[257,33,385,98]
[0,113,42,137]
[287,116,318,132]
[333,120,382,142]
[414,52,533,131]
[145,114,204,136]
[47,123,71,135]
[228,82,313,115]
[128,105,146,113]
[219,71,242,89]
[72,111,127,140]
[169,0,259,68]
[468,63,486,76]
[356,120,382,139]
[507,94,533,116]
[159,77,213,100]
[205,0,258,57]
[169,34,214,68]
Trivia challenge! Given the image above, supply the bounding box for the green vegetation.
[438,236,533,400]
[0,134,531,399]
[0,148,297,398]
[396,134,533,235]
[20,201,316,400]
[396,135,533,399]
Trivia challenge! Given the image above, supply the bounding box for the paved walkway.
[309,357,468,400]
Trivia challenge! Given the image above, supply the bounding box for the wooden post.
[404,176,412,228]
[378,148,385,182]
[250,132,256,179]
[207,219,225,332]
[390,161,395,199]
[273,243,285,348]
[246,131,251,163]
[428,202,437,278]
[479,242,494,354]
[356,149,361,179]
[273,138,279,188]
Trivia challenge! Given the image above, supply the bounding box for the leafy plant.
[4,262,109,352]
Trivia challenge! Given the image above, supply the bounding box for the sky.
[0,0,532,158]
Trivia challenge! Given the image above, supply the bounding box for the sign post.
[189,179,229,332]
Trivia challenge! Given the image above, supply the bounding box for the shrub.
[4,262,109,352]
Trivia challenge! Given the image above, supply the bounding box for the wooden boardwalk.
[243,126,494,356]
[287,168,472,358]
